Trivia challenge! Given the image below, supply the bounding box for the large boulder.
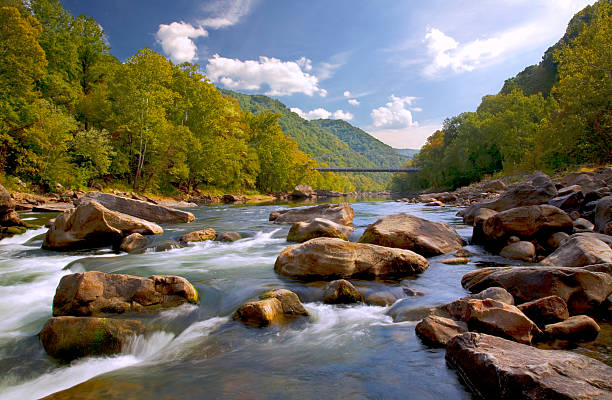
[482,205,572,244]
[594,196,612,234]
[291,185,316,198]
[517,296,569,327]
[446,332,612,400]
[358,213,464,256]
[52,271,199,316]
[233,289,308,327]
[415,315,467,347]
[540,236,612,268]
[471,208,497,244]
[544,315,600,342]
[287,218,353,243]
[461,266,612,314]
[322,279,364,304]
[270,203,355,225]
[459,172,557,224]
[274,237,429,280]
[43,201,163,250]
[76,191,194,224]
[563,173,606,193]
[39,316,144,362]
[119,233,148,253]
[179,228,217,243]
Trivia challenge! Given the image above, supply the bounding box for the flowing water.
[0,199,605,399]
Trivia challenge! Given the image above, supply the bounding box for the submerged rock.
[233,289,308,327]
[76,191,194,224]
[287,218,353,242]
[445,332,612,400]
[43,201,163,250]
[358,213,464,256]
[274,237,429,280]
[218,231,241,242]
[53,271,199,316]
[270,203,355,225]
[39,316,144,362]
[322,279,364,304]
[415,315,467,347]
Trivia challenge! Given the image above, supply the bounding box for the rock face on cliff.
[76,191,194,224]
[52,271,199,316]
[446,332,612,400]
[358,213,464,256]
[269,203,355,225]
[274,237,429,280]
[43,201,163,250]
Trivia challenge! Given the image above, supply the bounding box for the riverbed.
[0,199,607,399]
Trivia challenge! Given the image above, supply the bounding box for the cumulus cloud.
[155,22,208,64]
[371,95,419,129]
[348,99,360,106]
[206,55,327,97]
[291,107,353,121]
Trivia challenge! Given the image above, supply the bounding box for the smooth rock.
[274,237,429,280]
[119,233,147,253]
[291,185,316,198]
[440,257,469,264]
[219,232,241,242]
[445,332,612,400]
[482,205,572,243]
[180,228,216,243]
[287,218,353,243]
[358,213,464,256]
[461,266,612,314]
[544,315,600,342]
[233,289,308,327]
[270,203,355,225]
[573,218,595,232]
[517,296,569,327]
[43,201,163,250]
[547,231,570,249]
[322,279,364,304]
[53,271,199,316]
[39,316,144,362]
[76,192,194,224]
[415,315,467,347]
[540,236,612,268]
[499,241,536,262]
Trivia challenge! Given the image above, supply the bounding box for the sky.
[62,0,596,149]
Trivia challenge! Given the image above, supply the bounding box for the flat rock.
[76,192,194,224]
[358,213,464,256]
[415,315,467,347]
[43,201,163,250]
[287,218,353,242]
[461,266,612,314]
[270,203,355,225]
[53,271,199,316]
[274,237,429,280]
[39,316,144,362]
[446,332,612,400]
[540,236,612,268]
[544,315,600,342]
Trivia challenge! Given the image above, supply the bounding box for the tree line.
[0,0,348,194]
[391,1,611,192]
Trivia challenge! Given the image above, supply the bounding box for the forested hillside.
[0,0,365,194]
[392,0,611,192]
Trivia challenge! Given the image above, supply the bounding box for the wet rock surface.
[270,203,355,225]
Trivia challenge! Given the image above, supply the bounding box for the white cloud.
[422,0,595,78]
[343,91,351,97]
[206,55,327,97]
[371,95,418,129]
[348,99,360,106]
[291,107,353,121]
[198,0,256,29]
[155,22,208,64]
[369,123,442,148]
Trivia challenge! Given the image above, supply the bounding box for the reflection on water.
[0,200,493,399]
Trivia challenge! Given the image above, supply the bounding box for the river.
[0,198,603,399]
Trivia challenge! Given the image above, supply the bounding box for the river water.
[0,199,605,399]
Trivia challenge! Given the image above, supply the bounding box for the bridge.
[311,150,420,173]
[316,167,419,173]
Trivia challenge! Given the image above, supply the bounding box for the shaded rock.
[53,271,199,316]
[558,184,583,196]
[482,205,572,244]
[445,332,612,400]
[365,290,401,306]
[43,201,163,250]
[547,231,570,249]
[387,302,448,322]
[423,200,444,207]
[287,218,353,243]
[76,192,194,224]
[459,172,557,224]
[274,237,429,280]
[39,316,144,362]
[499,241,536,262]
[152,240,182,252]
[440,257,469,264]
[322,279,364,304]
[517,296,569,327]
[358,213,464,256]
[574,218,595,232]
[219,231,241,242]
[471,208,497,244]
[564,173,606,193]
[180,228,216,243]
[222,194,247,203]
[415,315,467,347]
[461,266,612,314]
[572,232,612,249]
[0,183,26,228]
[595,196,612,234]
[481,179,506,192]
[291,185,315,198]
[119,233,147,253]
[544,315,600,342]
[454,248,475,257]
[548,190,584,213]
[315,189,343,197]
[270,203,355,225]
[540,236,612,268]
[233,289,308,327]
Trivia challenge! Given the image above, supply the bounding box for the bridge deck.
[315,167,420,173]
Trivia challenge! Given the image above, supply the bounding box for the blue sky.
[62,0,595,149]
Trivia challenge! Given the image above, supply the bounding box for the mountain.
[393,148,419,159]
